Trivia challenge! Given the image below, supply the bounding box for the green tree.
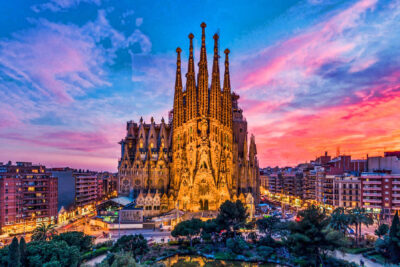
[200,219,219,242]
[52,231,93,252]
[112,234,149,262]
[285,205,348,266]
[171,218,203,247]
[9,237,21,267]
[348,207,373,245]
[19,237,27,266]
[248,232,258,243]
[0,246,9,266]
[26,240,80,267]
[256,215,280,238]
[226,236,249,254]
[375,235,390,259]
[329,207,350,235]
[388,211,400,263]
[31,223,57,241]
[375,223,389,238]
[98,251,139,267]
[216,200,248,236]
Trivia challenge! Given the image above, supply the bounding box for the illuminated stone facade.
[118,23,260,214]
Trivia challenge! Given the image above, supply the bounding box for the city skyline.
[1,0,400,171]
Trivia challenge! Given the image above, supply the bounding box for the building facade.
[50,167,75,210]
[118,23,260,213]
[74,172,102,207]
[361,173,400,221]
[0,162,58,234]
[333,175,361,208]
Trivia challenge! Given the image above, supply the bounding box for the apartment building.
[98,172,118,198]
[316,173,334,206]
[266,173,283,195]
[333,175,361,208]
[49,167,75,210]
[303,168,319,200]
[361,173,400,221]
[0,162,58,234]
[74,172,101,207]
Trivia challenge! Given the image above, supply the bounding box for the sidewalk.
[332,250,393,267]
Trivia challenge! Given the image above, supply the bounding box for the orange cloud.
[249,85,400,167]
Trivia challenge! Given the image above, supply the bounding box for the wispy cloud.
[235,0,400,166]
[32,0,101,13]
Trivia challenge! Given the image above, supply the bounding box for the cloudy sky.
[1,0,399,171]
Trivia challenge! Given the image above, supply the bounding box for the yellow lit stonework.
[118,23,260,214]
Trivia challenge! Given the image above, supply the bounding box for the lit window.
[28,187,35,192]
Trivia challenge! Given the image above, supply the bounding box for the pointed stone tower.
[118,22,260,214]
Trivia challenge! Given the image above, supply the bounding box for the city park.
[1,199,400,267]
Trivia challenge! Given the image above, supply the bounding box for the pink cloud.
[241,0,377,91]
[251,82,400,167]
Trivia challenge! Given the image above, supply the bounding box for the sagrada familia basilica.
[118,23,260,215]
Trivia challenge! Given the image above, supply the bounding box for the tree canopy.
[171,218,203,247]
[31,223,57,242]
[216,200,248,234]
[285,205,348,266]
[112,234,149,262]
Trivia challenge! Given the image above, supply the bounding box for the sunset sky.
[1,0,399,171]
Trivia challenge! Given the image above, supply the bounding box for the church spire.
[186,33,197,120]
[223,49,232,128]
[173,47,183,129]
[210,33,221,121]
[223,49,231,92]
[197,22,209,117]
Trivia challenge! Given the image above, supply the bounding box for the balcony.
[363,192,381,197]
[363,186,381,190]
[392,199,400,204]
[363,204,381,209]
[363,198,382,203]
[363,181,381,185]
[393,181,400,185]
[392,194,400,198]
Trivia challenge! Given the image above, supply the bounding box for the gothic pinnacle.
[198,22,208,116]
[223,48,231,91]
[211,33,221,121]
[175,47,182,89]
[199,22,207,66]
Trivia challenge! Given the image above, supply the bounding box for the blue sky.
[1,0,399,170]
